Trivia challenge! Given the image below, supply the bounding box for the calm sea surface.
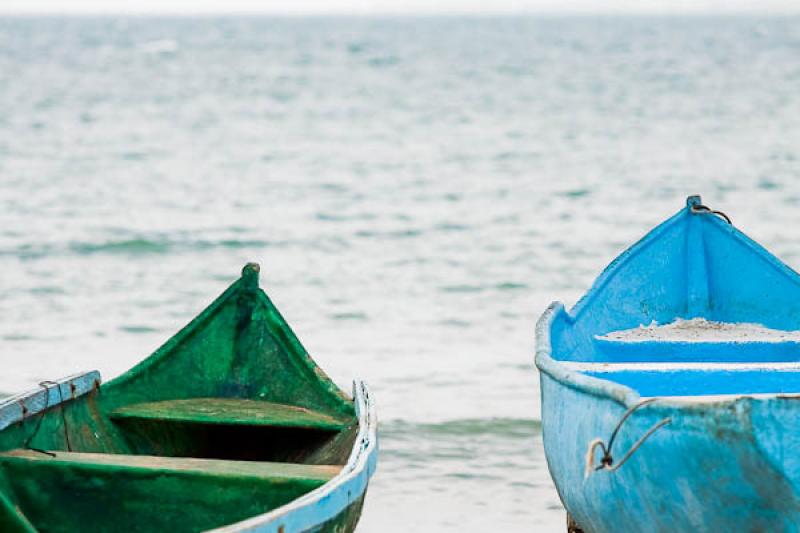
[2,15,800,532]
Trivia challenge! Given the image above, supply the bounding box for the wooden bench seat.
[109,398,349,432]
[0,449,341,483]
[0,450,343,533]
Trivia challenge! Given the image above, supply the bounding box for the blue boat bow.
[536,196,800,532]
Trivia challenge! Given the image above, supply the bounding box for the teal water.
[2,15,800,531]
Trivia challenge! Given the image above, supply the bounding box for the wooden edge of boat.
[0,371,101,432]
[209,380,378,533]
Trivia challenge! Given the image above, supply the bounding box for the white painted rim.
[562,361,800,372]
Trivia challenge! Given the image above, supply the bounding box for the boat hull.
[0,264,378,533]
[541,371,800,532]
[307,494,365,533]
[536,198,800,531]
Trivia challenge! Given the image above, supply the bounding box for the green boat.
[0,264,377,533]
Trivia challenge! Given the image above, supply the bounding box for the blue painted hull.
[537,197,800,532]
[540,368,800,532]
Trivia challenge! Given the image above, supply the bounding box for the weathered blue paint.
[0,371,101,431]
[593,335,800,362]
[212,380,378,533]
[536,196,800,532]
[582,368,800,397]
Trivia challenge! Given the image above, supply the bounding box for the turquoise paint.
[593,336,800,362]
[536,197,800,531]
[581,369,800,397]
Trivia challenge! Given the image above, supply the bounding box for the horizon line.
[1,8,799,16]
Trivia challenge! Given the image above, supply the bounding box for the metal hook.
[691,203,732,225]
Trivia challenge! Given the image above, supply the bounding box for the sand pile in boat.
[599,318,800,343]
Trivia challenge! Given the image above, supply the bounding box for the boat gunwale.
[535,302,800,411]
[207,379,377,533]
[0,371,101,431]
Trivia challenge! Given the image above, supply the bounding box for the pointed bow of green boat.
[0,264,378,533]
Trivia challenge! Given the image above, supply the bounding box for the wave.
[138,39,179,55]
[70,239,170,255]
[382,417,541,440]
[2,237,278,259]
[439,282,529,293]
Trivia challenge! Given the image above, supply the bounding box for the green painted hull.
[0,264,375,532]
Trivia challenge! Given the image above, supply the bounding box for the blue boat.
[536,196,800,532]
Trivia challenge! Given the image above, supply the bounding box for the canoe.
[0,263,377,533]
[536,196,800,532]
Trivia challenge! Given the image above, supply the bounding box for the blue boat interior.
[580,369,800,398]
[549,196,800,398]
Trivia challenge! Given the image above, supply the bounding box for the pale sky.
[1,0,798,15]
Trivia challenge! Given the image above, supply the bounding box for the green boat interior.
[0,265,359,533]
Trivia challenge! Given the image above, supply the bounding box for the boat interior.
[549,196,800,400]
[563,317,800,398]
[0,265,358,533]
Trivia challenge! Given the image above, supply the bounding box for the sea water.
[2,15,800,532]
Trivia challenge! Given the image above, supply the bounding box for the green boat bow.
[0,264,377,533]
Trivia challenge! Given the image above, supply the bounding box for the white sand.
[598,318,800,343]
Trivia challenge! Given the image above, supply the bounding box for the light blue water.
[2,15,800,531]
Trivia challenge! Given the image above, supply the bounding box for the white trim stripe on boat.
[561,361,800,372]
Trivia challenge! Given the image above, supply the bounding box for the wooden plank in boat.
[0,449,341,483]
[109,398,349,431]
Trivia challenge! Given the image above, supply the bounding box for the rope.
[23,382,51,454]
[690,203,732,225]
[22,380,72,455]
[584,438,608,478]
[584,398,671,478]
